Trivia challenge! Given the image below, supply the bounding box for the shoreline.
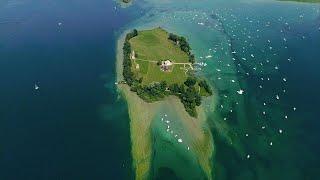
[115,30,215,179]
[115,31,126,82]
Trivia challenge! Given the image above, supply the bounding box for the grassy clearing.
[129,28,189,85]
[143,63,186,85]
[134,59,149,75]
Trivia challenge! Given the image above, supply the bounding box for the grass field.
[129,28,190,85]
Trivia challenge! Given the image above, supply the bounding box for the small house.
[160,60,173,71]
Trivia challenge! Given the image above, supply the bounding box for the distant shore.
[117,0,133,8]
[278,0,320,3]
[122,0,131,3]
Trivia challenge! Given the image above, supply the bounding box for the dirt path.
[135,58,193,69]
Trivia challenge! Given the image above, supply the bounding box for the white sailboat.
[34,84,39,90]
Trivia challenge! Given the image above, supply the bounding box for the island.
[117,0,132,7]
[116,27,214,180]
[121,0,131,3]
[121,27,212,117]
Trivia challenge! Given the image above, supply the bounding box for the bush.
[169,83,180,94]
[189,54,195,64]
[179,86,201,117]
[184,77,197,87]
[168,33,192,58]
[168,33,179,42]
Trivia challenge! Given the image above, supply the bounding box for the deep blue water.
[0,0,141,179]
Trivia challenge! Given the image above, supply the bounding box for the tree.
[168,33,179,42]
[184,77,197,87]
[195,93,201,106]
[160,81,167,91]
[133,29,138,36]
[179,36,186,43]
[189,54,195,64]
[169,83,180,94]
[179,84,185,94]
[125,29,138,41]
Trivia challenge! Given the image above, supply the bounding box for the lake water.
[1,0,320,179]
[0,0,142,179]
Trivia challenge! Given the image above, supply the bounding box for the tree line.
[122,29,138,86]
[169,77,209,117]
[168,33,195,64]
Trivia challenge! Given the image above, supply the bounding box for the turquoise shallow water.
[135,99,212,180]
[151,107,206,180]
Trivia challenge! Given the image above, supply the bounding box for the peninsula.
[121,27,212,117]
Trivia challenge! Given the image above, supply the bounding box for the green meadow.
[129,28,189,85]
